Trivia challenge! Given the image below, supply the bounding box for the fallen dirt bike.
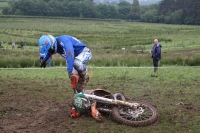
[73,88,158,127]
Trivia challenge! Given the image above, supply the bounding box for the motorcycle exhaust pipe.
[84,94,139,108]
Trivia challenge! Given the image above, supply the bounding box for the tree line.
[2,0,200,25]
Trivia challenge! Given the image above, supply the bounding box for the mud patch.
[0,78,73,132]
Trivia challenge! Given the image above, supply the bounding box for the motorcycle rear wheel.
[112,101,158,127]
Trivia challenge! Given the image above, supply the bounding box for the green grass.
[0,17,200,50]
[1,48,200,68]
[0,16,200,68]
[0,1,8,8]
[0,67,200,132]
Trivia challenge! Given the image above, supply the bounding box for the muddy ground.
[0,78,74,133]
[0,76,200,133]
[0,78,131,133]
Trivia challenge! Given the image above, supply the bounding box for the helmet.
[73,93,90,113]
[38,34,57,57]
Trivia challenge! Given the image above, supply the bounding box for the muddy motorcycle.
[73,88,158,127]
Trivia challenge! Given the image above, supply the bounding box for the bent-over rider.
[38,34,102,121]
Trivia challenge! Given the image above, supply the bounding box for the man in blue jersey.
[38,34,102,121]
[38,34,92,93]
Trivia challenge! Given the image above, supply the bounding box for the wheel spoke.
[118,105,154,121]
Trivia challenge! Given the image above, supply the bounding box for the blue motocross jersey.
[56,35,86,73]
[43,35,86,73]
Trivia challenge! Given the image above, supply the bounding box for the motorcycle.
[73,88,158,127]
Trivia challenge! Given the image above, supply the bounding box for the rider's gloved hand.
[71,107,80,118]
[40,61,46,68]
[40,57,43,63]
[69,73,79,89]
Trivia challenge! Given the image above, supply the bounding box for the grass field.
[0,16,200,67]
[0,67,200,132]
[0,16,200,50]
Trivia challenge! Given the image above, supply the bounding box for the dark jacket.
[151,44,162,60]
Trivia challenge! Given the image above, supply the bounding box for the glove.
[40,61,46,68]
[71,107,80,118]
[48,47,55,54]
[69,73,79,89]
[91,102,103,122]
[39,57,43,64]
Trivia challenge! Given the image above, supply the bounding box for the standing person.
[12,41,15,49]
[47,55,52,67]
[151,39,162,75]
[20,41,24,49]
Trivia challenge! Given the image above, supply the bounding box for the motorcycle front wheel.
[112,101,158,127]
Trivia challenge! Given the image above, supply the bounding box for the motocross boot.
[75,71,89,93]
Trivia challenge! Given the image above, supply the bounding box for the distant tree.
[67,1,81,17]
[118,6,131,19]
[117,0,131,19]
[158,0,200,24]
[96,4,111,19]
[159,0,175,15]
[16,0,36,15]
[7,0,17,14]
[118,1,131,7]
[14,9,23,15]
[47,0,64,16]
[33,0,48,16]
[43,0,51,2]
[108,5,118,18]
[169,9,183,24]
[140,9,159,23]
[140,4,159,22]
[128,0,140,20]
[4,0,199,25]
[79,0,96,18]
[2,7,11,15]
[62,0,70,16]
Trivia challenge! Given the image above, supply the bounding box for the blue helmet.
[38,34,57,57]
